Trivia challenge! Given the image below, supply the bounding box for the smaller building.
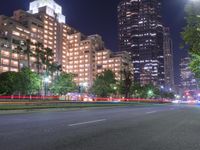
[96,50,133,81]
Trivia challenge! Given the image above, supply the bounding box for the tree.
[49,62,62,76]
[118,69,134,98]
[49,73,76,95]
[142,84,160,99]
[182,1,200,78]
[23,39,33,69]
[0,72,19,95]
[18,67,42,95]
[91,70,116,97]
[189,53,200,78]
[33,42,44,74]
[130,83,143,98]
[41,47,54,73]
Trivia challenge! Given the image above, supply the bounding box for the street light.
[79,82,88,93]
[148,90,154,98]
[160,85,164,89]
[44,77,50,83]
[44,76,50,96]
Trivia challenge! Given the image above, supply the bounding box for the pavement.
[0,104,200,150]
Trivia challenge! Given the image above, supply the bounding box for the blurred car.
[172,100,181,104]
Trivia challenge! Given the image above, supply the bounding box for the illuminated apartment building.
[0,0,133,87]
[63,33,97,87]
[0,11,43,72]
[0,0,70,72]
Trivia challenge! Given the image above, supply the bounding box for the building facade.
[180,57,198,91]
[118,0,165,86]
[0,0,132,87]
[180,57,198,90]
[163,27,174,89]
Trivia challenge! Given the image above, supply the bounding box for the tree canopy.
[0,72,19,95]
[91,70,116,97]
[0,68,41,95]
[182,1,200,78]
[49,73,76,95]
[18,67,42,95]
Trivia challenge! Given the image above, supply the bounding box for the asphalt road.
[0,104,200,150]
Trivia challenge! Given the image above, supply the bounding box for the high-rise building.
[0,0,133,87]
[118,0,165,86]
[180,57,198,90]
[163,27,174,89]
[64,33,133,86]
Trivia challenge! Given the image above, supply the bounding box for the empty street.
[0,105,200,150]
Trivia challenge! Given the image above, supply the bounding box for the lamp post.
[44,76,50,96]
[79,82,88,93]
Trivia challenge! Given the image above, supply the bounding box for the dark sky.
[0,0,189,84]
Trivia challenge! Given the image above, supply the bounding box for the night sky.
[0,0,189,84]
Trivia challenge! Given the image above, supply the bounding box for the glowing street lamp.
[44,76,50,96]
[44,77,50,83]
[79,82,88,93]
[148,90,154,98]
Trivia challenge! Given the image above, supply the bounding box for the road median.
[0,101,169,111]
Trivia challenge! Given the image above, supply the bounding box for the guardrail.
[95,97,171,103]
[0,96,59,100]
[0,96,171,103]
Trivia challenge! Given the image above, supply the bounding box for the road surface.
[0,104,200,150]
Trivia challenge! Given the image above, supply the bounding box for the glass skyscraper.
[118,0,165,86]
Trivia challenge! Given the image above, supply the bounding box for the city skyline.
[0,0,188,84]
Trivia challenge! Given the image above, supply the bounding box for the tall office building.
[180,57,198,90]
[163,27,174,89]
[118,0,165,86]
[0,0,133,87]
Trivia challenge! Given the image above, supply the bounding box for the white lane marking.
[146,111,157,114]
[68,119,106,127]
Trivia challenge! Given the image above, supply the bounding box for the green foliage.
[130,83,143,98]
[18,68,42,95]
[130,84,160,99]
[49,62,62,76]
[118,69,134,98]
[33,42,44,74]
[23,39,33,69]
[49,73,76,95]
[189,53,200,78]
[0,68,41,95]
[0,72,19,95]
[143,84,160,98]
[182,2,200,55]
[91,70,116,97]
[182,2,200,79]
